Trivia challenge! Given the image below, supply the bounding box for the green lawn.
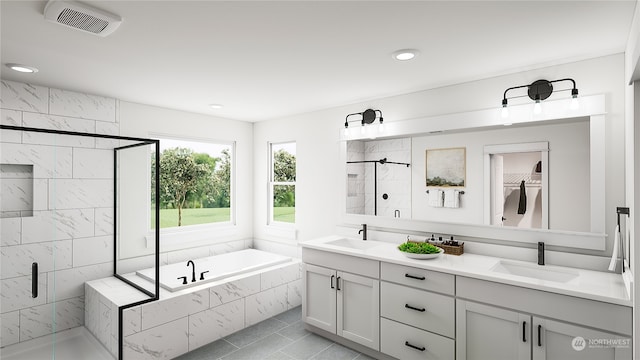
[152,207,231,228]
[151,206,295,228]
[274,207,295,223]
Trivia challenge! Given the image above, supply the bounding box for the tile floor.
[175,306,376,360]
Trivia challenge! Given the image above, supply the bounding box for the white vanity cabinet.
[456,300,530,360]
[302,249,380,350]
[456,277,632,360]
[379,262,456,360]
[301,239,632,360]
[533,318,631,360]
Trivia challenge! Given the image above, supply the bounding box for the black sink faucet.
[358,224,367,241]
[537,242,545,266]
[187,260,196,282]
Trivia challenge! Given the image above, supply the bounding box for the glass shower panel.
[114,142,158,296]
[1,128,113,358]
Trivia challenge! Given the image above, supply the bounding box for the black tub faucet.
[187,260,196,282]
[358,224,367,241]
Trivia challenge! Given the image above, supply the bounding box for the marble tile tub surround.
[0,80,120,348]
[86,259,303,359]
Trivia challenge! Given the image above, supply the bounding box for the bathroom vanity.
[300,236,632,360]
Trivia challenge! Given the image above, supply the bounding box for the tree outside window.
[151,139,233,229]
[270,142,296,223]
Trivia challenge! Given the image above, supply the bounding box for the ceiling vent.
[44,0,122,37]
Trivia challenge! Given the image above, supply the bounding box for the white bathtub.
[136,248,291,292]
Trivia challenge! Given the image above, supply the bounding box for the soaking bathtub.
[136,248,292,292]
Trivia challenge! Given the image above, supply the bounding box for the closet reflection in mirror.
[488,145,548,230]
[346,138,411,218]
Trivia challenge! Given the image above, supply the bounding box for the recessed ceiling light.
[392,49,419,61]
[209,104,223,109]
[5,63,39,73]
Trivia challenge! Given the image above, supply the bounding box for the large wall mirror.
[341,95,606,250]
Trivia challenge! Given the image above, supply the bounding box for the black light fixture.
[344,109,384,136]
[501,78,579,118]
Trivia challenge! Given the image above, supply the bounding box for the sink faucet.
[358,224,367,241]
[186,260,196,282]
[537,242,545,266]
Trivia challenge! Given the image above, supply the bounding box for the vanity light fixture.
[501,78,579,118]
[344,109,384,137]
[5,63,39,73]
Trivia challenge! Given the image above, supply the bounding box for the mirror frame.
[339,94,606,250]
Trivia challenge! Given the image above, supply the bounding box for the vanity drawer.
[381,262,454,295]
[381,317,454,360]
[302,248,379,278]
[380,281,455,337]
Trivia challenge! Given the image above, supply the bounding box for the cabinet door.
[337,271,380,350]
[457,300,531,360]
[302,264,336,333]
[533,318,631,360]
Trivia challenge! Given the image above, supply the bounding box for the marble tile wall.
[361,138,412,218]
[346,141,365,215]
[0,80,119,348]
[0,80,257,353]
[86,260,302,359]
[346,138,412,217]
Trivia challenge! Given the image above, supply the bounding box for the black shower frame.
[0,125,160,360]
[347,158,410,216]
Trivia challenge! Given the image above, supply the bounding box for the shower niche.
[0,164,34,218]
[346,138,411,218]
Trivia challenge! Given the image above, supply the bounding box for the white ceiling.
[0,1,636,122]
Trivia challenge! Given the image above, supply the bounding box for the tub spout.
[187,260,196,282]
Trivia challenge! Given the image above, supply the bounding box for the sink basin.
[490,260,579,283]
[326,238,382,250]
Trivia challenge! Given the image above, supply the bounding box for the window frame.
[268,141,296,226]
[148,134,237,245]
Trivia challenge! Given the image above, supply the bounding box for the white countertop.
[300,235,632,307]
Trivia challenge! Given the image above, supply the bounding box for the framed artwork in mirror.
[426,147,466,187]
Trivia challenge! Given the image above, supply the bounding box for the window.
[269,142,296,224]
[151,138,233,229]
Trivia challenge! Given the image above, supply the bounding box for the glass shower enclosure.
[0,125,159,360]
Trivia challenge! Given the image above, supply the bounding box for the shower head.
[379,158,387,164]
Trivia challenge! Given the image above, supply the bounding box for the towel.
[444,189,460,208]
[608,225,620,271]
[428,189,443,207]
[517,180,527,214]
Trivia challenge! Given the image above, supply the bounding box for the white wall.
[254,54,626,256]
[118,101,254,253]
